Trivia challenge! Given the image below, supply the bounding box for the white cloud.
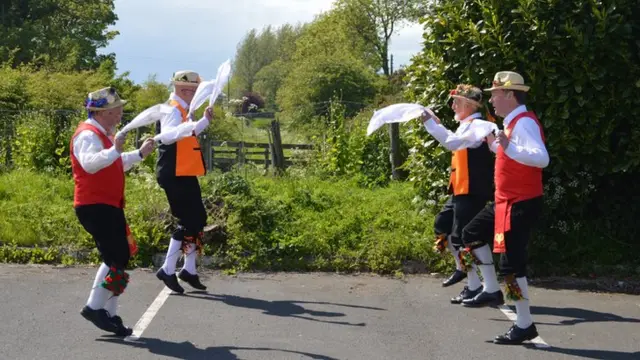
[102,0,422,83]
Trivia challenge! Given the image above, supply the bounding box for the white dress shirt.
[153,93,210,145]
[424,112,488,151]
[72,119,142,174]
[489,105,549,168]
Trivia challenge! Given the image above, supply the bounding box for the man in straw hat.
[154,70,214,294]
[421,84,498,305]
[71,87,155,336]
[461,71,549,345]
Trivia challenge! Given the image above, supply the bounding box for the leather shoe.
[80,306,119,334]
[156,268,184,293]
[494,323,539,345]
[109,315,133,337]
[442,270,466,287]
[451,285,483,304]
[178,269,207,291]
[462,290,504,307]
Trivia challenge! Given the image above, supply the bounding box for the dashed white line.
[498,304,551,348]
[125,286,172,341]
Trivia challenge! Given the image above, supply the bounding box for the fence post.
[270,120,285,173]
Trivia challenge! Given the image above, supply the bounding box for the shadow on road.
[97,337,339,360]
[179,292,385,327]
[489,305,639,326]
[530,305,640,326]
[525,344,640,360]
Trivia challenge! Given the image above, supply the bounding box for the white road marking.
[498,304,551,348]
[125,286,173,341]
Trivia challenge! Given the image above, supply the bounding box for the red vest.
[70,122,125,208]
[493,111,545,253]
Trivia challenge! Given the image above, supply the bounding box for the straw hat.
[171,70,202,86]
[449,84,483,107]
[483,71,530,92]
[85,87,127,111]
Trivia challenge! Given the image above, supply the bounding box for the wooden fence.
[199,121,314,172]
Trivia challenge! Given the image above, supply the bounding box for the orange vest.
[169,100,206,177]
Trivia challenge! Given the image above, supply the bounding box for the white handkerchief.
[367,103,429,136]
[116,103,176,139]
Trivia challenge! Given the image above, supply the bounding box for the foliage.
[404,0,640,269]
[0,169,447,275]
[0,0,119,71]
[334,0,423,75]
[277,55,381,128]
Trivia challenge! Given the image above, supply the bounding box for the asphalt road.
[1,264,638,360]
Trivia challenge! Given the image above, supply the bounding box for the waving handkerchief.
[466,119,499,139]
[208,59,232,106]
[188,80,216,118]
[116,103,177,139]
[367,103,429,136]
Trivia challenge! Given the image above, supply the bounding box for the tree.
[334,0,421,180]
[277,55,380,129]
[0,0,119,71]
[334,0,420,76]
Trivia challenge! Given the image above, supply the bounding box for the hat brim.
[450,95,482,107]
[172,81,200,87]
[87,99,128,111]
[483,85,530,92]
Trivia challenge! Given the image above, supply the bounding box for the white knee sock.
[447,241,463,271]
[162,238,183,275]
[181,243,197,275]
[472,245,500,293]
[467,264,482,290]
[86,263,112,310]
[515,277,533,328]
[105,295,119,317]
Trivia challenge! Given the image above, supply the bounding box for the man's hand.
[485,131,496,144]
[115,134,126,154]
[497,130,510,149]
[204,106,214,121]
[421,108,440,124]
[138,138,155,158]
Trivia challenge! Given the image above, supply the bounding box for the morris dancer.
[422,84,496,304]
[462,71,549,345]
[154,70,214,293]
[72,87,155,336]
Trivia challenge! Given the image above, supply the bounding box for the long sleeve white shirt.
[489,105,550,168]
[423,112,489,151]
[153,93,211,145]
[72,119,142,174]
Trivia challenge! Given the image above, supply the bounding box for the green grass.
[0,168,447,274]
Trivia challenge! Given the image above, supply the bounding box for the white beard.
[454,114,461,121]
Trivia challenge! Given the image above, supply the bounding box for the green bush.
[0,169,445,275]
[404,0,640,274]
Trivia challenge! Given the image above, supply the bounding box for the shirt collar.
[86,118,108,135]
[503,105,527,127]
[170,92,189,110]
[460,112,482,123]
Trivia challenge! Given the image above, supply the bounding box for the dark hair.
[512,90,527,104]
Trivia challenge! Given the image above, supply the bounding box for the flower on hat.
[504,80,512,87]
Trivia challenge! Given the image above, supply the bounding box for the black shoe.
[462,290,505,307]
[451,285,483,304]
[80,306,119,334]
[109,315,133,337]
[156,268,184,294]
[494,323,539,345]
[442,270,467,287]
[178,269,207,291]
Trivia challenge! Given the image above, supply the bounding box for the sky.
[100,0,425,85]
